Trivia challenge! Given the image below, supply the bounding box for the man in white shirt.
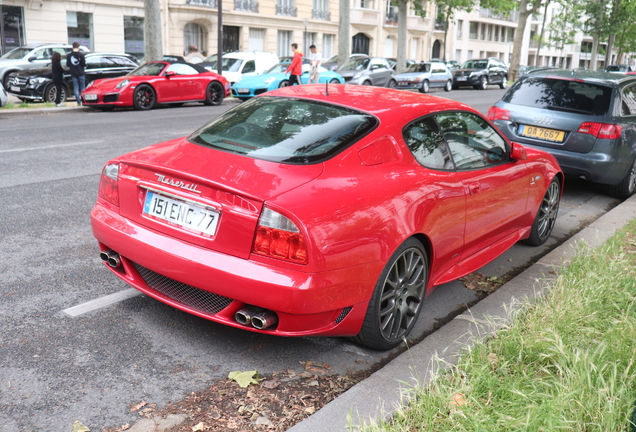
[309,45,321,84]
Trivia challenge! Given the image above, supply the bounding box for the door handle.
[468,182,481,195]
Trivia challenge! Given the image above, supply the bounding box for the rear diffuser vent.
[335,307,352,323]
[133,263,233,315]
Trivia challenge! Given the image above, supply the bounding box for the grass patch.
[1,101,56,109]
[366,220,636,431]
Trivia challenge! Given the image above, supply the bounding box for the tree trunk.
[509,0,534,82]
[338,0,350,69]
[144,0,163,61]
[590,32,599,71]
[534,1,550,66]
[396,0,408,73]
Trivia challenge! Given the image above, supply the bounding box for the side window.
[86,56,102,69]
[242,60,256,74]
[403,117,453,170]
[621,84,636,116]
[166,63,198,75]
[436,112,508,170]
[34,48,50,60]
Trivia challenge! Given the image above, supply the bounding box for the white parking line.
[63,288,142,317]
[0,141,102,154]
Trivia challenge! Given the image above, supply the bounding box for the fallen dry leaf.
[450,393,467,407]
[192,422,206,431]
[129,401,147,412]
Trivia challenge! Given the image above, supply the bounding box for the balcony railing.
[385,10,398,25]
[312,9,331,20]
[235,0,258,12]
[276,4,297,16]
[479,7,519,22]
[186,0,217,6]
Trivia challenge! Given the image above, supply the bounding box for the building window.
[322,34,334,58]
[383,36,394,58]
[467,50,473,60]
[360,0,373,8]
[1,5,26,55]
[278,30,292,57]
[507,28,515,42]
[235,0,259,12]
[124,17,144,61]
[276,0,297,16]
[410,38,420,59]
[456,20,463,39]
[455,49,461,61]
[312,0,330,20]
[487,24,493,41]
[493,25,499,42]
[249,28,265,51]
[303,32,317,56]
[67,11,93,50]
[469,22,478,39]
[480,23,486,40]
[184,22,206,55]
[352,33,370,55]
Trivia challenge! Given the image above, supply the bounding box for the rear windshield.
[502,77,612,115]
[188,96,377,164]
[406,63,431,73]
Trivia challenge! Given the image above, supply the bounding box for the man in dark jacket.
[66,41,86,106]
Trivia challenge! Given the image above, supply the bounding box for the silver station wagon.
[394,61,453,93]
[488,70,636,198]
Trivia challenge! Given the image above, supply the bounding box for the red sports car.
[81,60,230,110]
[91,85,562,350]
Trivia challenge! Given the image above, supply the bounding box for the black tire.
[204,81,224,106]
[609,157,636,199]
[362,80,372,86]
[444,79,453,92]
[44,83,66,103]
[522,177,561,246]
[418,80,430,93]
[278,80,290,88]
[499,76,508,89]
[475,76,488,90]
[133,84,156,110]
[387,79,397,89]
[352,238,428,350]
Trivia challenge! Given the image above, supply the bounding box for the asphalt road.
[0,89,621,431]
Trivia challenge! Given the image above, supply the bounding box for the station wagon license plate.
[143,191,220,236]
[10,86,20,92]
[519,124,565,143]
[84,94,98,101]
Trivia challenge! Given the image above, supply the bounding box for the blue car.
[231,63,344,101]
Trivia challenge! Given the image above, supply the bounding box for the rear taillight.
[487,106,511,121]
[98,163,120,207]
[577,122,623,140]
[252,207,307,264]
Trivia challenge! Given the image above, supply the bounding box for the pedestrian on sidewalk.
[286,43,303,86]
[51,51,65,107]
[309,45,321,84]
[66,42,86,106]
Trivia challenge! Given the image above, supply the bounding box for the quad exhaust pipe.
[99,250,121,268]
[235,306,278,330]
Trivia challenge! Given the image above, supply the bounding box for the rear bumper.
[90,202,380,337]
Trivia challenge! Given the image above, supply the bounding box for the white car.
[0,82,8,107]
[200,51,279,85]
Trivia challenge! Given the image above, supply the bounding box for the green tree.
[546,0,582,66]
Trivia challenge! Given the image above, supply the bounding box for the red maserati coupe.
[81,61,230,110]
[91,85,563,350]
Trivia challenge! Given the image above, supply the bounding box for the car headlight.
[115,79,130,89]
[29,77,48,85]
[412,77,421,82]
[353,72,362,79]
[85,81,94,89]
[264,77,276,85]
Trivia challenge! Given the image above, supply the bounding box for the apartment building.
[1,0,623,68]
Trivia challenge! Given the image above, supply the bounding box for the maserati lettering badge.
[533,116,552,125]
[155,174,201,193]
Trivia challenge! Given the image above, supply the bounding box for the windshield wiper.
[546,105,591,114]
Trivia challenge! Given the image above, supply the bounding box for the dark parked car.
[453,57,508,90]
[6,52,138,103]
[487,69,636,198]
[606,64,634,73]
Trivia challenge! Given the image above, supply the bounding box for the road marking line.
[63,288,142,317]
[0,141,102,154]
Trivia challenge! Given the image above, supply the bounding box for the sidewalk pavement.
[288,193,636,431]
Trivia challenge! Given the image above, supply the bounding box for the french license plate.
[456,76,467,81]
[519,125,565,143]
[237,88,250,94]
[84,94,98,101]
[10,85,20,92]
[143,191,220,236]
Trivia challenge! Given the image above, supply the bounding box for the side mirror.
[510,142,528,160]
[28,56,37,62]
[165,70,176,78]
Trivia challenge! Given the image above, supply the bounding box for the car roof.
[147,60,209,73]
[264,84,475,121]
[223,51,278,59]
[522,68,636,85]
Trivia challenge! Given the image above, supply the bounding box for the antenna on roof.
[325,80,329,96]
